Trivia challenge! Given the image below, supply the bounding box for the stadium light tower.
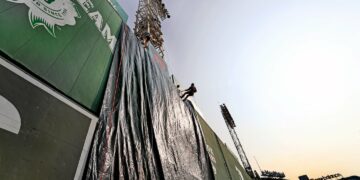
[220,103,255,179]
[134,0,170,58]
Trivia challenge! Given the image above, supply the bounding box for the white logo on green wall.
[6,0,80,37]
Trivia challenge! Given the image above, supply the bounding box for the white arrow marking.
[0,95,21,134]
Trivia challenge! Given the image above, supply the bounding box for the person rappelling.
[180,83,197,100]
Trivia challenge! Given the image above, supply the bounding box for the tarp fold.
[84,25,214,180]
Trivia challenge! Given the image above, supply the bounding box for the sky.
[119,0,360,179]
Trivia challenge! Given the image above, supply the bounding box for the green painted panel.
[196,113,232,179]
[218,140,252,180]
[108,0,128,22]
[0,2,17,15]
[0,0,126,113]
[0,4,34,55]
[197,112,252,180]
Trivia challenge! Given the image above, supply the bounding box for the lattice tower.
[220,104,255,179]
[134,0,170,57]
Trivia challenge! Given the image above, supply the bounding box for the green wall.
[0,0,126,112]
[196,112,252,180]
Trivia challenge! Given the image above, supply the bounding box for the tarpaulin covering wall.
[197,112,252,180]
[0,0,127,112]
[84,25,214,179]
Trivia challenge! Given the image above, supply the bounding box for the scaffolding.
[134,0,170,57]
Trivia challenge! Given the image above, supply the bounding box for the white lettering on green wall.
[78,0,117,52]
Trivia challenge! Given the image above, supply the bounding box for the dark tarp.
[84,25,214,180]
